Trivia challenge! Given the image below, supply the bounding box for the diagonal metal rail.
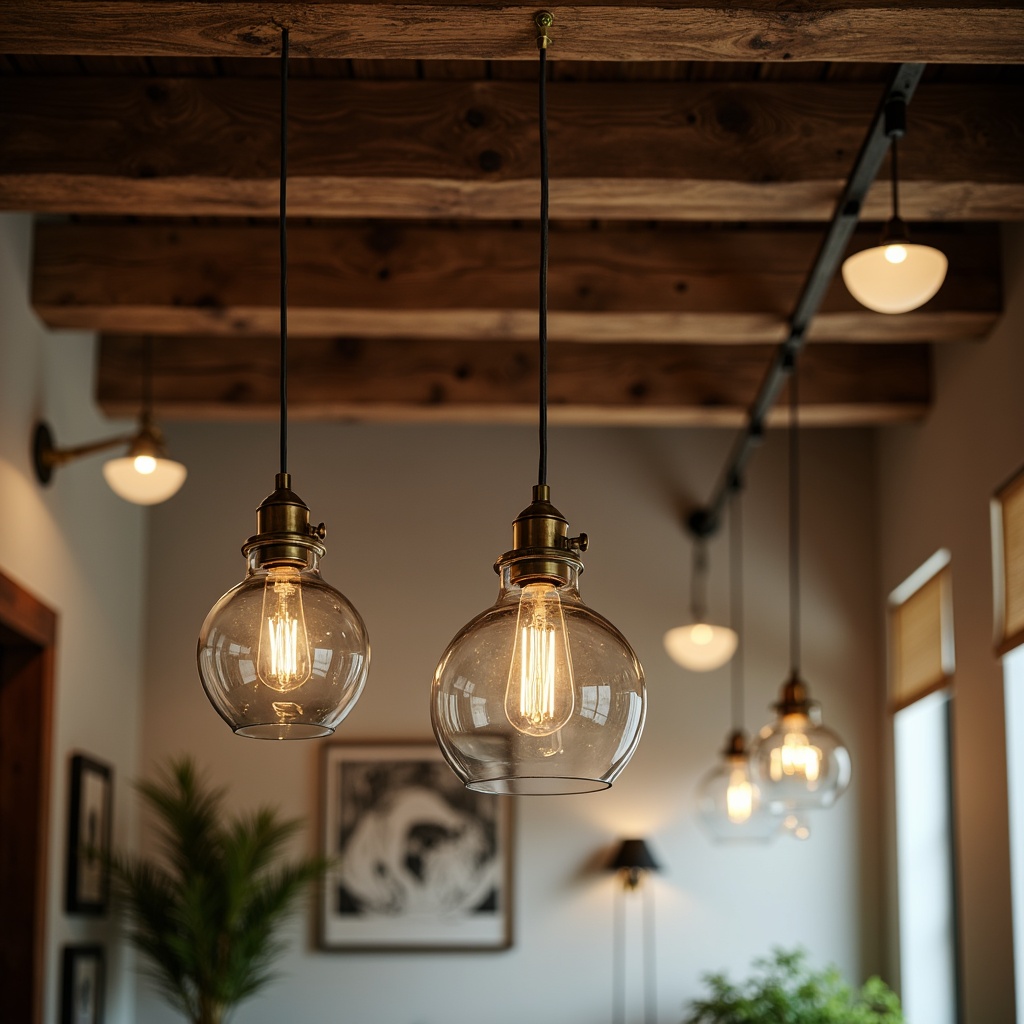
[689,62,926,538]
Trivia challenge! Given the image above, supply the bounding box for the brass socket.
[722,728,750,759]
[773,671,815,716]
[495,484,587,586]
[242,473,327,567]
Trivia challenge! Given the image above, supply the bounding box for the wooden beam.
[96,335,931,426]
[4,78,1023,220]
[33,222,1001,344]
[2,1,1023,63]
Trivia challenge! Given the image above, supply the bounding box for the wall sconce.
[609,837,660,890]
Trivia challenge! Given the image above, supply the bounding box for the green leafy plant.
[683,948,904,1024]
[110,757,326,1024]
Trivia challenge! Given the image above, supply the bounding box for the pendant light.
[841,95,947,314]
[663,531,737,672]
[752,361,851,811]
[33,337,187,505]
[695,490,780,842]
[430,13,646,795]
[196,30,370,740]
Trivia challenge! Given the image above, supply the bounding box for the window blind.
[890,563,954,712]
[995,465,1024,656]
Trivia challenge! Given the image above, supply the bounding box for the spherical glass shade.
[696,748,780,843]
[663,621,738,671]
[198,549,369,739]
[103,454,187,504]
[431,564,646,795]
[752,705,851,812]
[841,242,948,314]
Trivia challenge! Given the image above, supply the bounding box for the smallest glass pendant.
[198,474,369,739]
[752,673,851,812]
[696,730,780,843]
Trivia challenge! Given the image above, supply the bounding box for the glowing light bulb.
[884,243,908,264]
[133,454,157,474]
[256,567,311,692]
[690,623,714,645]
[768,714,823,784]
[504,583,574,736]
[725,766,754,824]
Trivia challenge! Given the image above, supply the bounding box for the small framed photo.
[320,742,513,951]
[65,754,112,915]
[61,945,105,1024]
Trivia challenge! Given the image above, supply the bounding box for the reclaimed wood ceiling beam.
[96,335,932,426]
[2,1,1023,63]
[33,221,1001,344]
[4,79,1023,220]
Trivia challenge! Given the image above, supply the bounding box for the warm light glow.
[725,766,754,824]
[841,242,948,314]
[257,567,312,691]
[784,814,812,841]
[102,455,187,504]
[769,714,823,784]
[504,583,574,736]
[663,621,738,671]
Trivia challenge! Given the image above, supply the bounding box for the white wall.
[140,414,885,1023]
[876,224,1024,1021]
[0,213,147,1024]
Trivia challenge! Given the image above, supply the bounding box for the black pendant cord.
[537,43,549,489]
[789,365,801,678]
[690,540,708,622]
[141,335,153,419]
[890,136,901,221]
[730,490,744,732]
[279,27,290,478]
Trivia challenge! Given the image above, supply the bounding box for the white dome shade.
[103,455,187,504]
[663,621,738,671]
[841,242,948,314]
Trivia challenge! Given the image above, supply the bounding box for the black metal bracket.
[687,62,926,538]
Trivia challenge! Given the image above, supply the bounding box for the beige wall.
[139,415,884,1022]
[0,213,146,1024]
[876,224,1024,1020]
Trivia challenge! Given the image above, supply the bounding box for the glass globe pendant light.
[752,361,851,811]
[696,490,779,842]
[841,95,947,314]
[197,29,369,739]
[430,13,646,795]
[663,531,737,672]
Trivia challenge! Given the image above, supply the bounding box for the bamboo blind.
[890,565,953,711]
[996,466,1024,656]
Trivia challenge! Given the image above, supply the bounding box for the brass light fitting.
[242,472,327,569]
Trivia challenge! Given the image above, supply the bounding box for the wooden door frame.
[0,568,57,1024]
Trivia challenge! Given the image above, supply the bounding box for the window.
[889,552,958,1024]
[993,464,1024,656]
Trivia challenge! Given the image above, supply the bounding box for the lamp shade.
[103,455,187,505]
[609,838,659,873]
[841,241,948,314]
[696,731,781,843]
[663,622,738,672]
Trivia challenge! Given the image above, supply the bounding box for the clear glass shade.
[752,706,851,812]
[663,621,738,671]
[841,241,948,314]
[198,549,369,739]
[696,750,780,843]
[103,454,187,504]
[431,564,646,795]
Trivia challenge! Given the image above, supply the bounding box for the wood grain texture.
[33,221,1000,343]
[3,78,1022,220]
[2,1,1023,62]
[96,334,931,426]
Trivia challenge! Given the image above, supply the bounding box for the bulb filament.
[725,767,754,824]
[257,570,312,692]
[769,726,823,784]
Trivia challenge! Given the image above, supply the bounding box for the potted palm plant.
[110,757,326,1024]
[683,948,904,1024]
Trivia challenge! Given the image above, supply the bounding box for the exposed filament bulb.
[504,583,574,736]
[725,765,754,824]
[769,714,823,784]
[257,567,312,692]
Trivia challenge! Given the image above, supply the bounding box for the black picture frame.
[65,754,112,915]
[61,945,105,1024]
[319,741,514,952]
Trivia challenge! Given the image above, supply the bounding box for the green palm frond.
[109,757,326,1024]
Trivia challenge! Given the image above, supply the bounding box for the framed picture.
[320,742,513,951]
[61,945,105,1024]
[65,754,112,915]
